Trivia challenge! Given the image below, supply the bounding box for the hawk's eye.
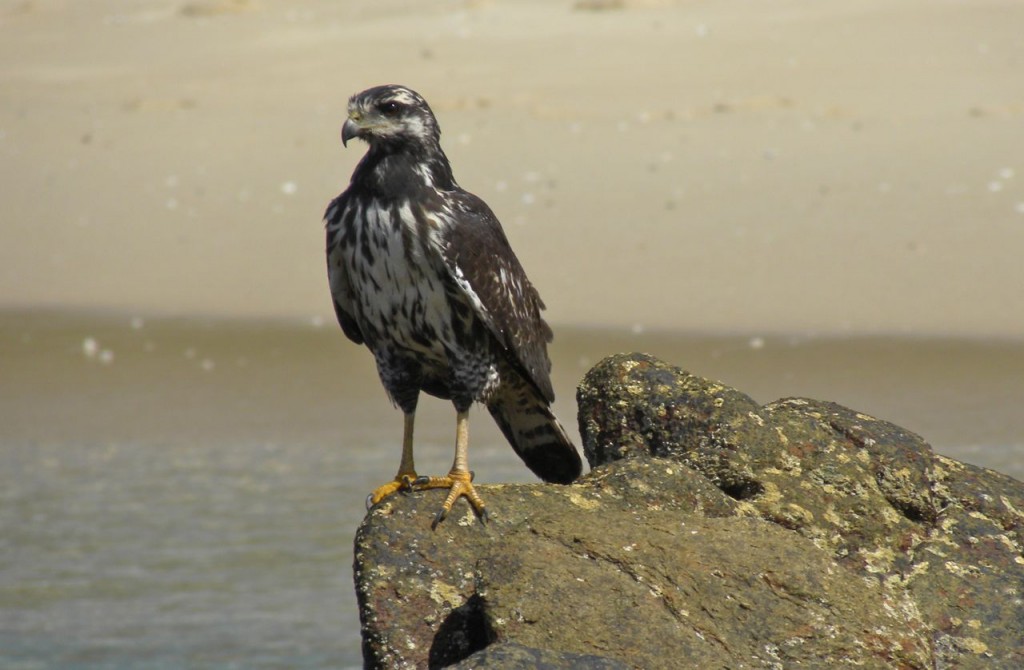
[378,101,400,116]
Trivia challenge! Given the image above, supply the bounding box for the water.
[2,440,355,669]
[2,311,1023,668]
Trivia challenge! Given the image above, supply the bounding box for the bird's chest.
[342,200,454,357]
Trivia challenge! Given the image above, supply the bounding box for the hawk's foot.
[365,473,418,510]
[414,470,488,529]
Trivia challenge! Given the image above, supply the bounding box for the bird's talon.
[411,469,487,528]
[367,473,419,508]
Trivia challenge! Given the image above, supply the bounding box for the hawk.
[324,85,582,527]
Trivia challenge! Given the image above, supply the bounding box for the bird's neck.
[353,141,457,199]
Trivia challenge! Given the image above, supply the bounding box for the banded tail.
[487,369,582,485]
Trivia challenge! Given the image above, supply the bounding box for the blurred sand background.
[2,0,1023,336]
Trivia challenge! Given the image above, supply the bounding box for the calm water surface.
[2,311,1023,668]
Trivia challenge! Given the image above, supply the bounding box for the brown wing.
[325,194,365,345]
[439,191,556,402]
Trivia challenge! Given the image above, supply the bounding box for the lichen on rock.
[353,352,1024,669]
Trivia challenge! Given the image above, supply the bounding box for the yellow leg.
[366,412,419,508]
[415,410,488,528]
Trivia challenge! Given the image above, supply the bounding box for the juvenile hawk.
[324,85,581,527]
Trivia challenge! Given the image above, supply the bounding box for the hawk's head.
[341,85,441,150]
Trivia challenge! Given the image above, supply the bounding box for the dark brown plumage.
[324,85,581,525]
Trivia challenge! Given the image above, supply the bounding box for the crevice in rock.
[889,499,929,524]
[719,478,764,501]
[428,594,494,669]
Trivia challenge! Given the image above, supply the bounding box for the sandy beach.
[2,0,1023,336]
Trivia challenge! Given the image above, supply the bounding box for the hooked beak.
[341,118,360,147]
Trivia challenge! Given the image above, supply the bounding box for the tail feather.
[487,372,582,484]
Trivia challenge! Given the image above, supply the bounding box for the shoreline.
[5,305,1024,344]
[4,307,1023,481]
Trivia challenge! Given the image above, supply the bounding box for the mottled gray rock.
[577,352,1024,669]
[354,461,934,669]
[353,352,1024,669]
[448,642,628,669]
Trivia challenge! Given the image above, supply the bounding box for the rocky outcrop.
[353,353,1024,669]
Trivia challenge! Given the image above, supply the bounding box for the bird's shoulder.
[437,189,513,262]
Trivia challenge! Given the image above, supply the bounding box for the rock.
[353,352,1024,669]
[448,642,629,669]
[578,353,1024,668]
